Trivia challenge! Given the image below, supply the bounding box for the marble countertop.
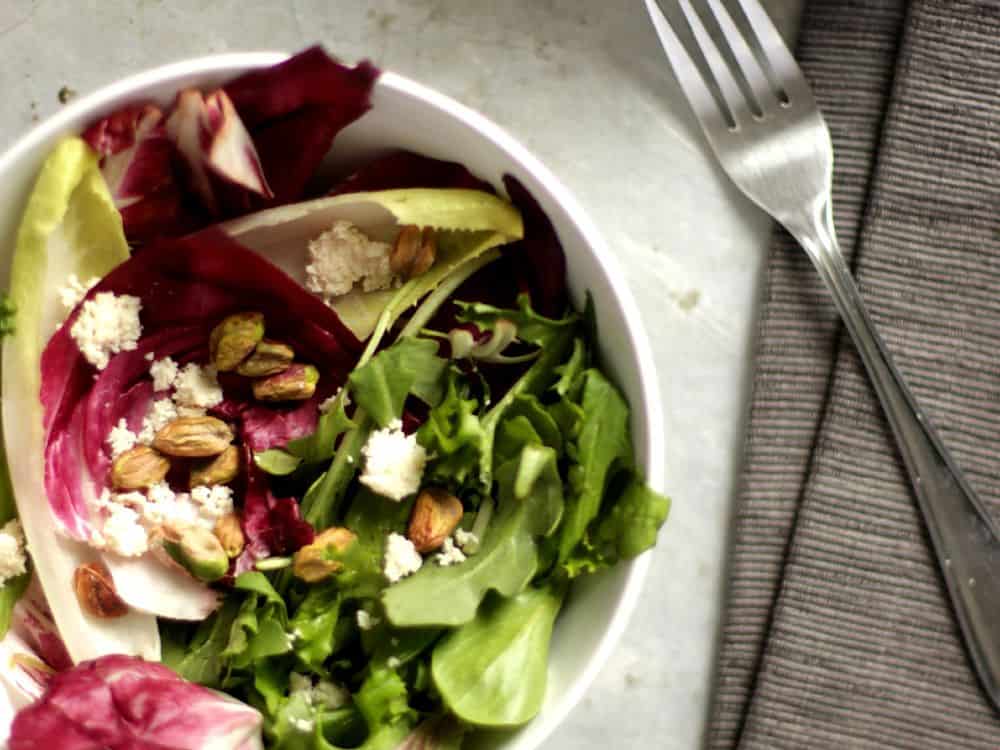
[0,1,802,747]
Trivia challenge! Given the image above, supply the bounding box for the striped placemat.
[709,1,1000,747]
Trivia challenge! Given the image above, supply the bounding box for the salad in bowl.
[0,48,669,749]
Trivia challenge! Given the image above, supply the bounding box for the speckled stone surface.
[0,1,801,747]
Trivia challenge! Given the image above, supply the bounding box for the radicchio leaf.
[237,446,315,571]
[8,655,264,750]
[224,46,379,205]
[327,150,495,196]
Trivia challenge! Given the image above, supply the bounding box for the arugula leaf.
[556,369,633,563]
[161,596,241,686]
[255,448,305,477]
[290,581,341,674]
[348,338,447,428]
[300,417,372,530]
[431,583,565,728]
[553,336,586,398]
[382,444,563,628]
[416,370,485,489]
[455,293,578,347]
[257,392,357,477]
[493,393,562,467]
[564,473,671,577]
[224,573,293,672]
[355,666,414,729]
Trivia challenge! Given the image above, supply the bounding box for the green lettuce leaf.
[256,390,356,476]
[416,370,485,490]
[348,337,447,428]
[455,293,578,348]
[431,583,565,728]
[556,369,633,563]
[161,596,241,686]
[563,473,671,578]
[382,443,563,628]
[290,581,341,674]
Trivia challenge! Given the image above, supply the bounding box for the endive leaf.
[2,137,159,663]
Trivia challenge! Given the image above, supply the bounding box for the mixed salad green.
[0,48,669,749]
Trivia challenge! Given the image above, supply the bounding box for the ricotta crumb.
[149,356,179,392]
[191,484,234,521]
[70,292,142,370]
[359,419,426,501]
[138,398,179,444]
[454,528,480,555]
[101,503,149,557]
[172,363,223,410]
[305,220,395,299]
[434,536,467,567]
[106,418,137,458]
[59,274,99,312]
[0,520,27,584]
[383,532,423,583]
[386,656,401,669]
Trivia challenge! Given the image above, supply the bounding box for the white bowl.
[0,53,665,749]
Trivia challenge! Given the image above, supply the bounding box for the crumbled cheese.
[319,388,349,414]
[356,609,381,631]
[305,220,395,298]
[312,681,349,709]
[0,520,27,584]
[191,485,234,521]
[435,536,467,567]
[383,532,423,583]
[172,363,223,410]
[101,504,148,556]
[59,274,99,312]
[454,528,480,555]
[138,398,178,444]
[69,292,142,370]
[386,656,401,669]
[106,418,137,458]
[360,419,425,501]
[289,717,315,733]
[149,356,179,392]
[144,352,155,362]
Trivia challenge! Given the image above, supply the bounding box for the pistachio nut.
[235,339,295,377]
[153,416,234,457]
[111,446,171,490]
[407,487,464,553]
[252,363,319,402]
[73,562,129,618]
[190,444,241,487]
[390,225,437,280]
[214,513,245,559]
[292,527,357,583]
[163,525,229,582]
[209,311,265,371]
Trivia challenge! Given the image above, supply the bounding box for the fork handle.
[791,201,1000,708]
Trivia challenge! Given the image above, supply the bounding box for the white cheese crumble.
[386,656,401,669]
[289,717,315,733]
[149,356,179,392]
[359,419,426,501]
[356,609,381,631]
[59,274,100,312]
[383,532,423,583]
[305,220,395,299]
[138,398,179,445]
[70,292,142,370]
[106,418,137,458]
[101,503,149,557]
[289,673,349,710]
[319,388,349,414]
[454,528,480,555]
[191,484,234,521]
[0,520,27,584]
[173,363,223,410]
[435,536,467,567]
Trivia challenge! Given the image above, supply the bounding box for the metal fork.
[645,0,1000,710]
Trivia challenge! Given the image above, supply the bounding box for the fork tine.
[703,0,779,113]
[675,0,752,127]
[730,0,815,104]
[644,0,739,131]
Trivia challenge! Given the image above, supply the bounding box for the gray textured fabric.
[710,1,1000,747]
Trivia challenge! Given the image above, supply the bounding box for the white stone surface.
[0,1,802,747]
